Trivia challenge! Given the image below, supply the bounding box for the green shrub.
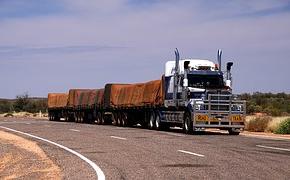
[275,118,290,134]
[246,116,272,132]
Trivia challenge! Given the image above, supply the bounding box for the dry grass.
[245,115,272,132]
[266,116,289,133]
[245,115,290,133]
[0,111,48,118]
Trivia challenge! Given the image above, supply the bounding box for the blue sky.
[0,0,290,98]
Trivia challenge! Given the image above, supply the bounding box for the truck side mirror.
[184,61,190,70]
[226,62,233,71]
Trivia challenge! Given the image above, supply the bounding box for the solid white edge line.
[110,136,127,140]
[69,129,80,132]
[178,150,205,157]
[256,145,290,152]
[241,134,290,141]
[0,126,105,180]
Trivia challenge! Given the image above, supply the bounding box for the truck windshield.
[187,74,224,89]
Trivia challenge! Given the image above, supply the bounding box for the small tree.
[13,92,30,112]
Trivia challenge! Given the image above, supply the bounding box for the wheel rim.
[155,116,160,129]
[185,118,189,131]
[149,114,154,128]
[118,116,121,126]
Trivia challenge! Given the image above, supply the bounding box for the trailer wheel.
[75,113,79,123]
[96,113,102,125]
[183,113,193,134]
[121,113,128,127]
[155,112,161,130]
[148,112,155,130]
[112,113,117,126]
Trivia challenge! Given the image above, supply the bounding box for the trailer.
[47,93,68,121]
[66,89,104,123]
[102,80,164,127]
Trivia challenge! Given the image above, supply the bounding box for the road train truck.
[47,49,246,135]
[102,49,246,135]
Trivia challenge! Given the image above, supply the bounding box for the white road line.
[0,126,105,180]
[69,129,80,132]
[178,150,205,157]
[256,145,290,152]
[25,123,31,125]
[110,136,127,140]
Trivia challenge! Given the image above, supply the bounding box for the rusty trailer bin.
[78,89,104,108]
[47,93,68,109]
[103,78,164,109]
[67,89,91,108]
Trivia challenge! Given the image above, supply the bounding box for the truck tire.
[75,113,79,123]
[121,113,128,127]
[96,113,102,125]
[112,113,118,126]
[155,112,161,130]
[183,113,193,134]
[228,128,240,135]
[148,112,155,130]
[117,113,123,127]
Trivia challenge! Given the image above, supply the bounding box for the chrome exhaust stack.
[173,48,180,106]
[217,49,222,72]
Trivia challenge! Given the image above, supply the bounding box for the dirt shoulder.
[0,130,61,179]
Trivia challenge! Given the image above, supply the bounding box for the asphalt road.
[0,118,290,180]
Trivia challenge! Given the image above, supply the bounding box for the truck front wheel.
[228,128,240,135]
[183,113,193,134]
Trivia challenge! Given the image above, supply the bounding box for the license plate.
[231,115,242,121]
[196,114,209,121]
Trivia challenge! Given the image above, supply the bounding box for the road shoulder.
[0,130,62,179]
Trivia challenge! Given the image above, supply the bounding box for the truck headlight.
[231,105,242,111]
[195,105,201,110]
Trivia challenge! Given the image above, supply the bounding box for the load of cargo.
[48,49,246,135]
[47,93,68,109]
[104,79,164,109]
[48,78,164,124]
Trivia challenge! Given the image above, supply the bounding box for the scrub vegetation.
[275,118,290,134]
[0,92,47,114]
[245,116,290,134]
[239,92,290,116]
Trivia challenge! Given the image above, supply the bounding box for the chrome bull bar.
[192,94,246,128]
